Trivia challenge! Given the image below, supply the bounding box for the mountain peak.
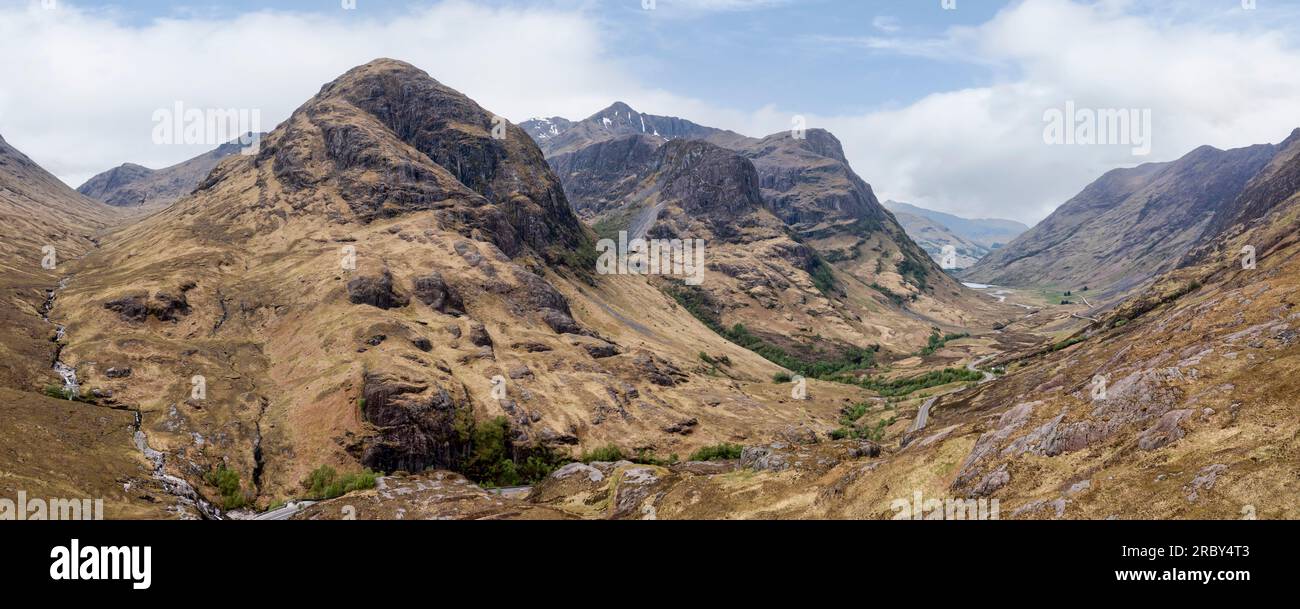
[233,58,589,262]
[598,101,638,116]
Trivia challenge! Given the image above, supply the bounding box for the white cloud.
[3,0,1299,227]
[658,0,791,12]
[871,15,900,33]
[0,0,700,186]
[799,0,1300,223]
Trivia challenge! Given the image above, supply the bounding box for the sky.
[1,0,1299,224]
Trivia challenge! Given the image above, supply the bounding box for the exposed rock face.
[355,373,472,473]
[347,270,409,310]
[1201,129,1300,244]
[76,163,155,206]
[104,287,193,323]
[1137,409,1193,450]
[631,351,686,387]
[740,445,789,472]
[547,134,660,219]
[656,139,765,220]
[467,323,493,348]
[965,140,1281,296]
[411,271,462,314]
[523,100,986,362]
[247,59,591,264]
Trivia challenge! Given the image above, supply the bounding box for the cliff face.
[532,102,1003,334]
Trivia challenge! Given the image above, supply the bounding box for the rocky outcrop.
[347,270,409,310]
[354,372,473,474]
[104,285,193,323]
[411,271,463,314]
[249,59,592,264]
[547,134,661,218]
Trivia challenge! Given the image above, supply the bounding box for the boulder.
[347,269,408,309]
[411,271,463,314]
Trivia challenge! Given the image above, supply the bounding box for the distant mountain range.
[963,135,1294,298]
[77,134,262,209]
[523,102,1011,335]
[883,201,1028,269]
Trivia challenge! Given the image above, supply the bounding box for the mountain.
[883,203,994,269]
[46,60,876,515]
[0,137,174,518]
[77,134,263,209]
[0,133,117,390]
[884,201,1027,250]
[522,102,729,157]
[529,102,1006,331]
[462,128,1300,521]
[963,140,1281,297]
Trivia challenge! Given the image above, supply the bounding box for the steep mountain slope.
[964,141,1280,298]
[77,134,263,209]
[885,205,989,269]
[884,201,1028,250]
[577,136,906,362]
[483,130,1300,521]
[49,60,874,514]
[0,137,174,518]
[0,133,118,391]
[530,103,1007,334]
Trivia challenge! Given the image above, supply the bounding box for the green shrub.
[896,256,930,291]
[859,367,983,397]
[304,465,379,499]
[667,283,883,386]
[689,443,743,461]
[918,329,972,356]
[773,372,793,383]
[206,465,249,509]
[1050,336,1087,352]
[581,444,625,463]
[43,385,94,403]
[870,283,910,307]
[302,465,378,500]
[808,256,840,296]
[464,416,520,487]
[839,402,871,427]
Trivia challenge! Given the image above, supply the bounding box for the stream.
[41,277,79,398]
[41,274,219,519]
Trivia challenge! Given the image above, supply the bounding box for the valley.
[2,59,1295,522]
